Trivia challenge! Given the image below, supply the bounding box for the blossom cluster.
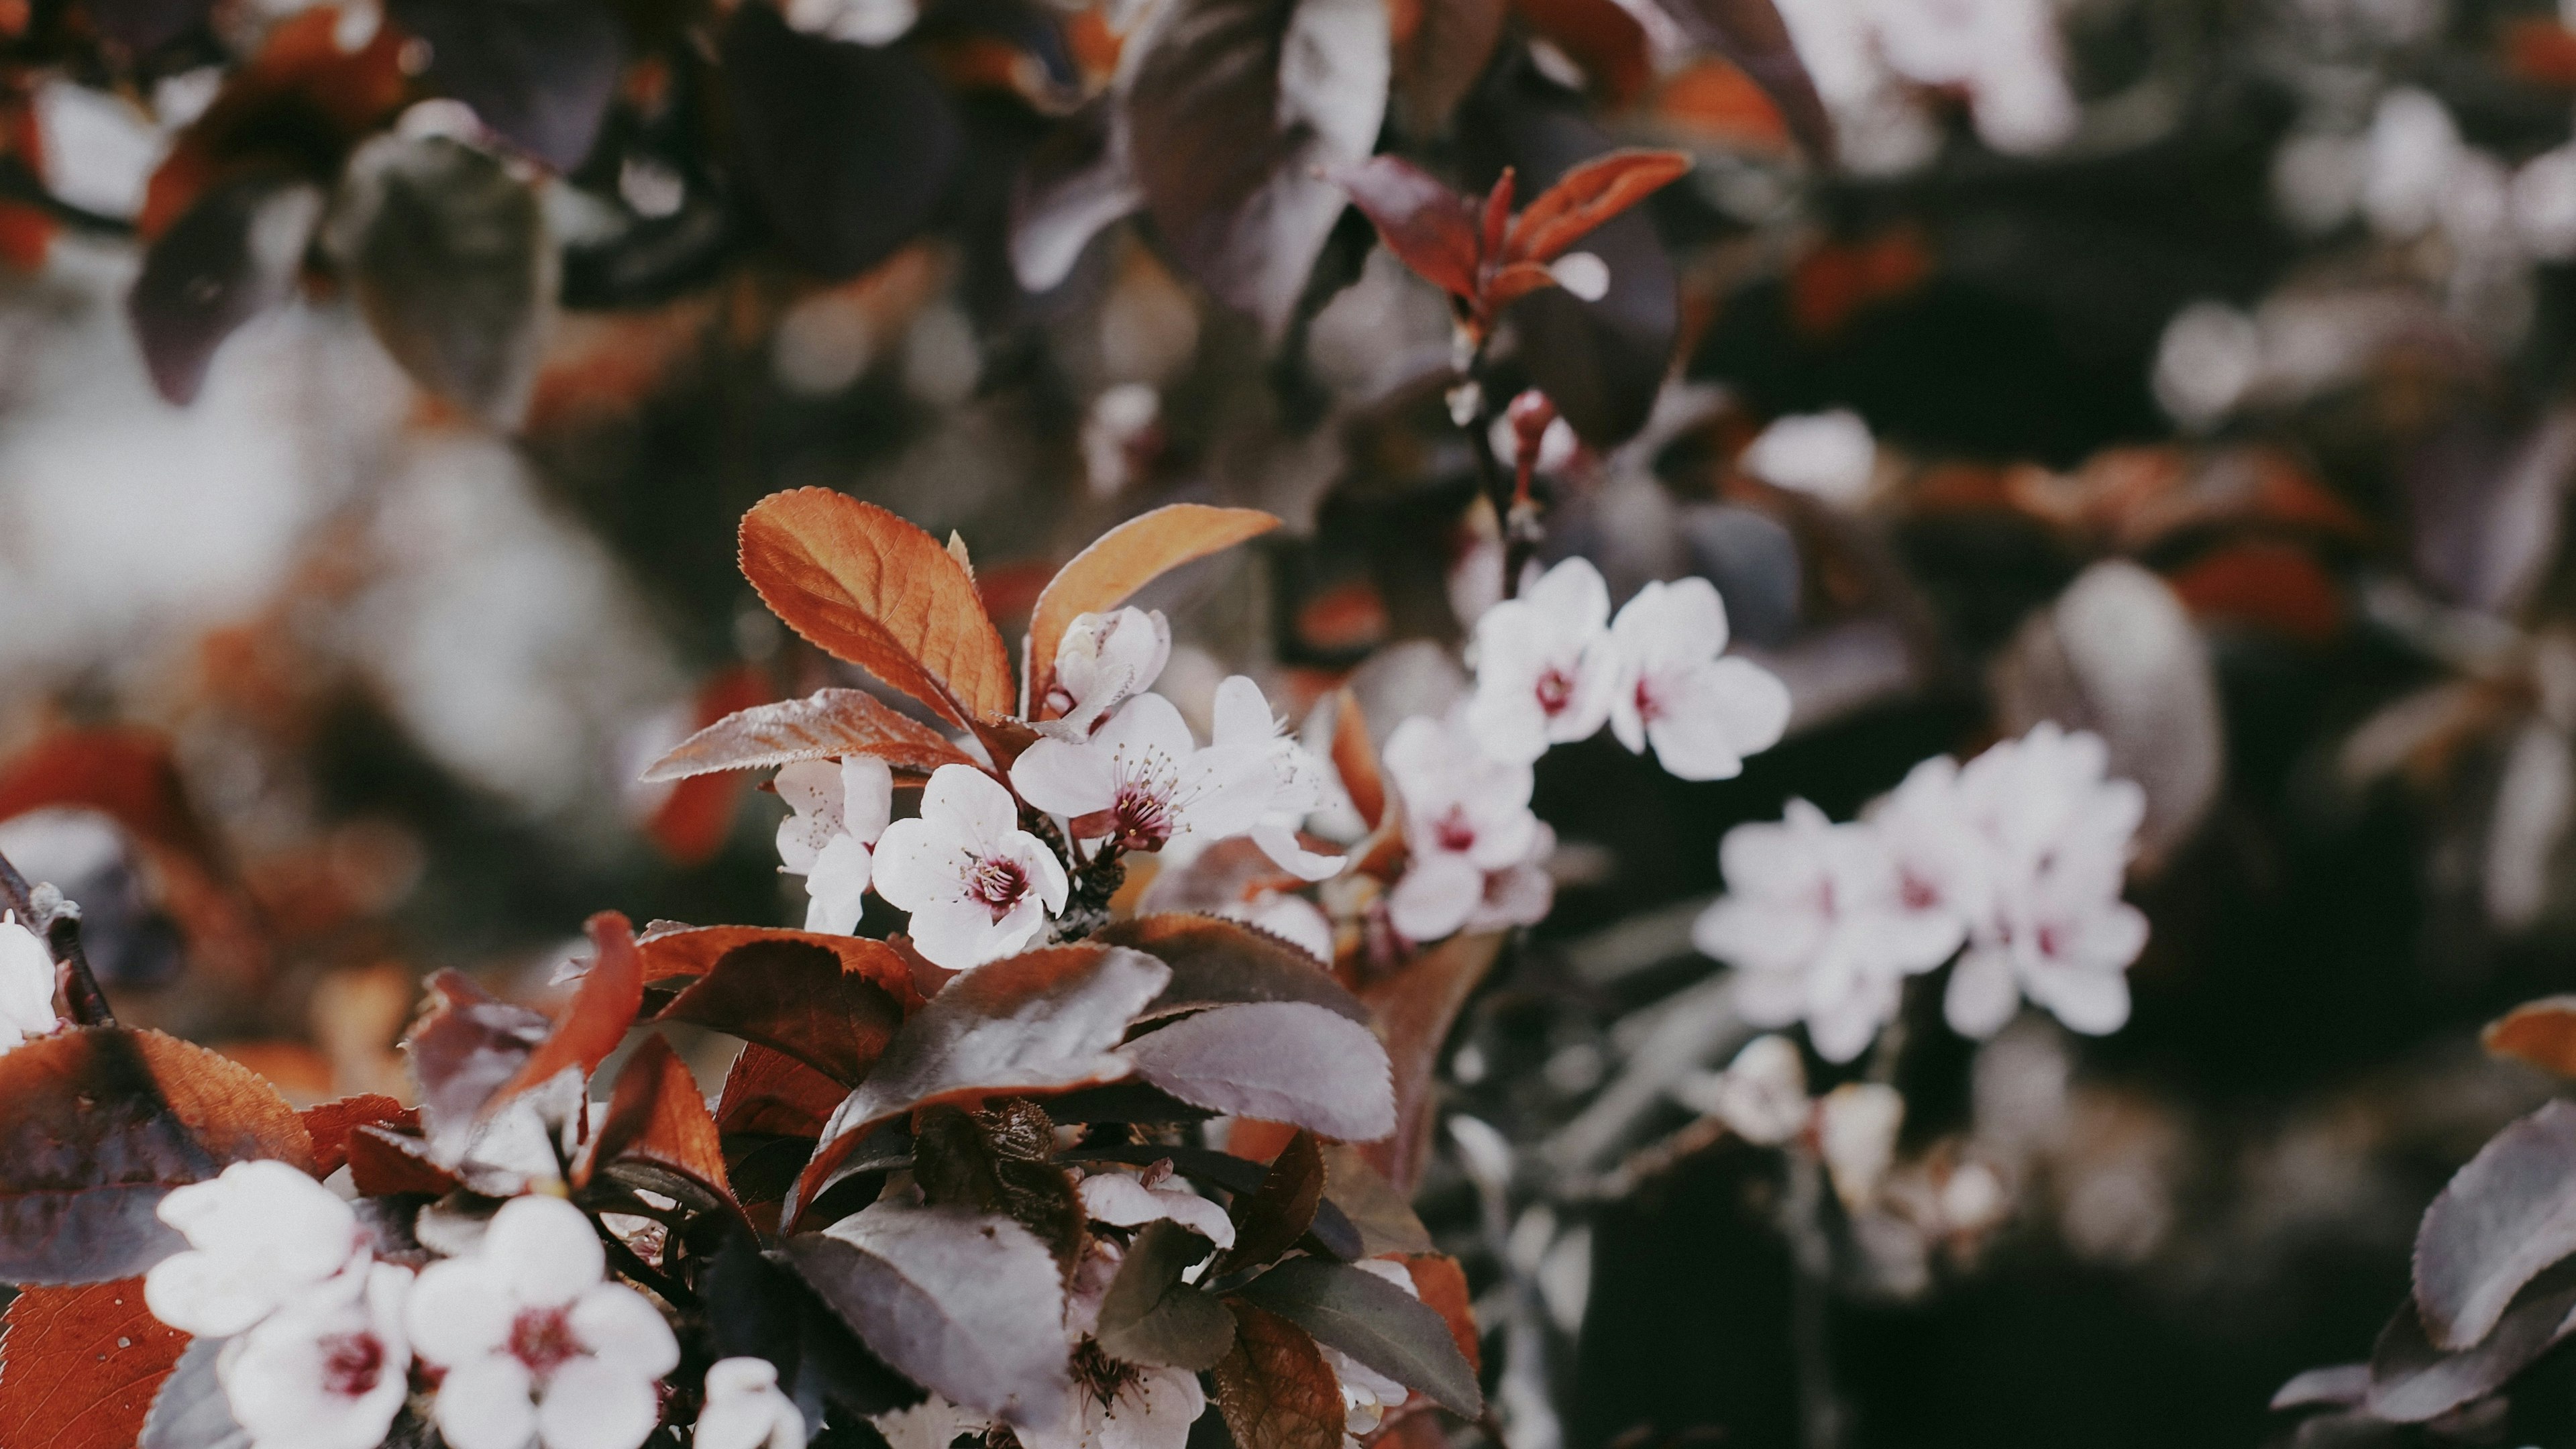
[1693,722,2151,1062]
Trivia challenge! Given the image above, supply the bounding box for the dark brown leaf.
[0,1027,313,1285]
[740,488,1017,730]
[641,688,977,784]
[384,0,623,172]
[298,1094,412,1178]
[1645,0,1833,160]
[912,1103,1086,1272]
[0,1279,191,1449]
[659,935,915,1086]
[1233,1256,1483,1415]
[128,173,323,407]
[500,911,645,1101]
[1096,1219,1234,1369]
[1325,158,1482,301]
[1320,1144,1432,1255]
[1211,1301,1344,1449]
[717,1043,851,1140]
[1026,506,1279,717]
[1217,1130,1324,1273]
[345,1123,462,1197]
[1391,0,1507,135]
[584,1034,736,1210]
[1359,930,1503,1193]
[1095,914,1368,1023]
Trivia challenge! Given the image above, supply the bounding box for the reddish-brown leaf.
[637,924,928,996]
[646,666,773,866]
[1503,148,1690,265]
[1397,1253,1481,1373]
[586,1034,737,1208]
[641,687,978,784]
[345,1123,462,1197]
[1390,0,1507,135]
[1216,1130,1324,1273]
[1210,1301,1344,1449]
[1324,689,1385,833]
[298,1094,413,1177]
[1651,0,1833,160]
[0,1027,314,1285]
[1510,0,1650,106]
[1026,505,1280,716]
[716,1043,851,1139]
[498,911,646,1101]
[1358,931,1505,1193]
[404,969,553,1161]
[0,1279,190,1449]
[659,935,915,1085]
[1326,158,1483,301]
[2486,997,2576,1077]
[1482,259,1560,313]
[739,488,1017,729]
[1093,914,1368,1023]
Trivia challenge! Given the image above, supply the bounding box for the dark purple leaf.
[405,969,553,1163]
[659,936,912,1086]
[385,0,625,171]
[1119,1002,1395,1140]
[83,0,213,51]
[138,1338,243,1449]
[1389,0,1504,136]
[1216,1130,1324,1273]
[1322,156,1480,301]
[2273,1364,2369,1411]
[705,1230,924,1421]
[2370,1260,2576,1422]
[1095,914,1369,1024]
[1234,1256,1483,1415]
[1096,1219,1234,1370]
[128,172,321,406]
[2413,1099,2576,1351]
[1641,0,1833,160]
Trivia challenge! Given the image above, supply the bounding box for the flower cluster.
[1694,722,2151,1062]
[1773,0,2078,170]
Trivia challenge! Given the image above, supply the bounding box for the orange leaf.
[2506,17,2576,85]
[1503,148,1691,266]
[1211,1301,1344,1449]
[739,489,1016,730]
[0,1279,190,1449]
[1358,932,1505,1193]
[641,687,977,784]
[646,666,774,865]
[2166,541,2345,645]
[2485,997,2576,1077]
[584,1034,737,1208]
[1026,504,1281,716]
[1325,688,1386,832]
[298,1093,413,1177]
[345,1123,462,1197]
[498,912,645,1101]
[657,933,916,1085]
[715,1042,851,1138]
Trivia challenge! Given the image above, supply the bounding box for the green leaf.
[1234,1257,1483,1416]
[1095,1220,1235,1371]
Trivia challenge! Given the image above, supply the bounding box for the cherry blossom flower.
[1018,1365,1205,1449]
[1464,557,1617,765]
[1076,1162,1236,1249]
[219,1261,415,1449]
[0,911,59,1050]
[146,1159,370,1338]
[872,1396,982,1449]
[1381,709,1546,941]
[775,755,894,934]
[1740,410,1876,506]
[1604,578,1791,782]
[1673,1034,1811,1146]
[871,765,1070,971]
[1013,693,1273,857]
[1207,675,1345,880]
[1043,608,1172,735]
[1692,800,1959,1063]
[1864,755,1993,967]
[407,1193,680,1449]
[694,1358,808,1449]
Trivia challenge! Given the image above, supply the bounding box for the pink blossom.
[219,1261,416,1449]
[1042,608,1171,735]
[1464,557,1617,765]
[1605,578,1792,782]
[870,765,1070,971]
[146,1159,370,1339]
[775,755,894,934]
[1013,694,1273,857]
[1382,709,1545,941]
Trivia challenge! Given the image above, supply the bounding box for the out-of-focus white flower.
[1464,557,1617,765]
[0,912,58,1051]
[1693,800,1957,1063]
[1865,0,2074,154]
[2152,302,2262,431]
[1548,252,1611,301]
[695,1358,808,1449]
[1817,1081,1905,1210]
[1674,1033,1811,1146]
[219,1260,415,1449]
[1216,891,1336,963]
[1382,709,1545,941]
[783,0,918,44]
[1866,756,1992,964]
[2273,131,2364,236]
[1083,385,1163,499]
[1014,693,1275,857]
[146,1161,369,1338]
[1322,1260,1419,1433]
[1044,608,1172,735]
[1206,676,1346,881]
[1605,578,1791,782]
[2362,88,2461,238]
[407,1195,680,1449]
[1077,1163,1238,1249]
[33,79,164,220]
[1971,56,2078,154]
[2514,146,2576,261]
[775,756,896,934]
[1741,410,1876,506]
[872,1396,982,1449]
[1018,1365,1204,1449]
[871,765,1070,971]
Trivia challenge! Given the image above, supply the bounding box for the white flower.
[1740,411,1876,506]
[1382,710,1545,941]
[1014,693,1273,857]
[775,756,896,934]
[873,1396,983,1449]
[783,0,917,44]
[1605,578,1791,782]
[2363,88,2461,239]
[1816,1082,1904,1210]
[871,765,1071,971]
[219,1261,415,1449]
[696,1358,808,1449]
[146,1160,370,1338]
[1864,755,1992,967]
[1321,1261,1417,1434]
[0,912,58,1051]
[1017,1365,1203,1449]
[1674,1034,1811,1146]
[1693,800,1957,1063]
[1941,723,2150,1038]
[1464,557,1618,765]
[1217,891,1336,963]
[407,1194,681,1449]
[1044,608,1173,735]
[1207,676,1346,881]
[1077,1164,1236,1249]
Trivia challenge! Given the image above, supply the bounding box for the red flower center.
[320,1332,387,1399]
[1434,808,1479,854]
[1633,678,1662,724]
[969,857,1030,918]
[1536,667,1574,716]
[1111,781,1176,851]
[508,1307,582,1377]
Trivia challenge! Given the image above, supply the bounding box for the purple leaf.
[2371,1260,2576,1422]
[128,173,322,406]
[384,0,624,172]
[2413,1099,2576,1350]
[1118,1001,1395,1140]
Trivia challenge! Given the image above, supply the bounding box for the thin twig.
[0,846,115,1026]
[1782,1152,1845,1449]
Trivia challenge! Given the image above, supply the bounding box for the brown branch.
[0,846,115,1028]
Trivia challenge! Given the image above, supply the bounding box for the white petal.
[437,1357,541,1449]
[865,817,953,913]
[1210,676,1281,749]
[1248,823,1346,885]
[1219,891,1335,962]
[802,835,874,935]
[1388,857,1482,941]
[1077,1173,1236,1250]
[918,764,1021,852]
[1547,252,1610,301]
[1012,832,1071,912]
[1010,736,1120,819]
[144,1249,278,1338]
[839,756,896,843]
[2030,965,2131,1036]
[406,1258,519,1367]
[571,1283,680,1379]
[1942,948,2022,1039]
[903,898,993,972]
[484,1195,606,1308]
[535,1357,663,1449]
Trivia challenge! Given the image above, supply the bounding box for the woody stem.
[0,846,114,1028]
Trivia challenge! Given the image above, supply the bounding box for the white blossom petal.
[484,1195,607,1309]
[436,1356,541,1449]
[571,1283,680,1379]
[536,1356,663,1449]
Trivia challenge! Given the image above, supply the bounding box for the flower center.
[1633,676,1662,724]
[1898,873,1938,911]
[508,1307,582,1377]
[1535,666,1574,716]
[319,1331,386,1399]
[1434,808,1479,854]
[1111,779,1176,851]
[968,856,1030,918]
